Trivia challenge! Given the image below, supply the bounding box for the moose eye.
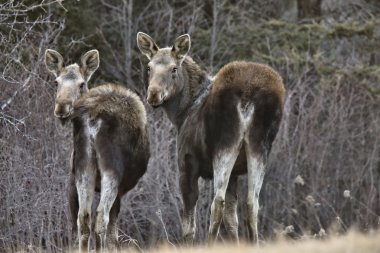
[172,67,178,74]
[79,82,85,90]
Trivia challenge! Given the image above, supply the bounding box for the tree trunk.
[297,0,322,19]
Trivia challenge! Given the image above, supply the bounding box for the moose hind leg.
[245,143,265,244]
[208,145,241,244]
[223,176,239,242]
[180,155,199,245]
[106,196,121,250]
[95,172,118,251]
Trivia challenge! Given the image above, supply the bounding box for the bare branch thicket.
[0,1,68,252]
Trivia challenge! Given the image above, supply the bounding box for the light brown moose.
[137,32,285,244]
[45,49,150,251]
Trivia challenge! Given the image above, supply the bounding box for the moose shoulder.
[137,32,285,244]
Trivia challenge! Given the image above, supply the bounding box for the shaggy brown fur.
[211,61,285,104]
[70,83,150,196]
[73,83,147,131]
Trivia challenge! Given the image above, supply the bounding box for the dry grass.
[124,231,380,253]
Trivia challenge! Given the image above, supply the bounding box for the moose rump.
[69,84,150,250]
[204,61,284,241]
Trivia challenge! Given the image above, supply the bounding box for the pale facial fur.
[44,49,99,121]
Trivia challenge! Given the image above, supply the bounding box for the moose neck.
[161,57,211,129]
[72,117,83,140]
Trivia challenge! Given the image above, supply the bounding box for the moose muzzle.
[54,102,73,119]
[147,85,166,107]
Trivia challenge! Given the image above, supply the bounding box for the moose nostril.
[54,103,72,118]
[147,89,164,106]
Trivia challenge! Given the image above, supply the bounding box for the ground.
[121,231,380,253]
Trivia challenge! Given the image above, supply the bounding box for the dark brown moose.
[45,49,150,251]
[137,32,285,244]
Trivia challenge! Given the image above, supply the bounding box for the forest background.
[1,0,380,251]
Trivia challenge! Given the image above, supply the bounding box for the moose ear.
[80,49,99,82]
[45,49,64,76]
[137,32,159,60]
[171,34,191,61]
